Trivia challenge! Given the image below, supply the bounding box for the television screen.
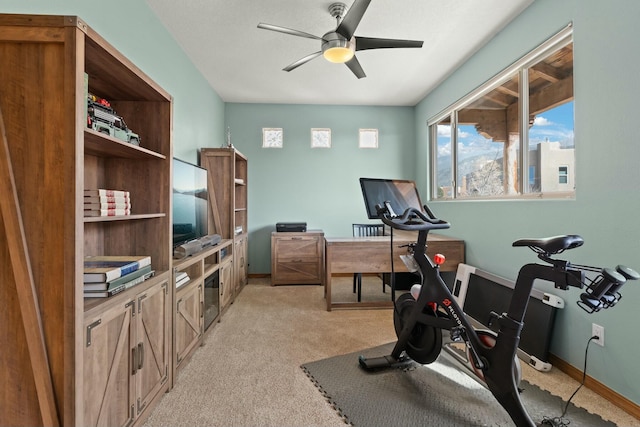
[359,178,424,219]
[173,158,208,247]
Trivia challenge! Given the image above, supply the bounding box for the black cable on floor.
[540,335,598,427]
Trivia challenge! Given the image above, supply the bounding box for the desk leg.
[325,245,332,311]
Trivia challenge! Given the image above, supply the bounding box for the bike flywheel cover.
[394,294,442,364]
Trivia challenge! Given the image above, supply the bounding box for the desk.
[324,232,464,311]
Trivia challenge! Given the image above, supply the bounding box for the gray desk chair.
[352,223,386,302]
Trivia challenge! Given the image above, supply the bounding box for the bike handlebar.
[375,202,450,232]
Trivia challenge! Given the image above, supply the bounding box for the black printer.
[276,222,307,232]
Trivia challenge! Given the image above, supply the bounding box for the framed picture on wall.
[263,128,283,148]
[311,128,331,148]
[359,129,378,148]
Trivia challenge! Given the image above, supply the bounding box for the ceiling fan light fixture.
[322,34,355,63]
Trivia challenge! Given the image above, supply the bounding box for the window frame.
[428,24,574,201]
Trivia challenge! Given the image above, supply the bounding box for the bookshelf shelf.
[83,213,166,223]
[85,129,166,159]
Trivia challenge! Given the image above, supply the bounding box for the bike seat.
[512,235,584,254]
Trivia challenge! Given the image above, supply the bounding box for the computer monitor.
[359,178,424,219]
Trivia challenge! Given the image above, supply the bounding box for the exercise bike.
[358,201,638,427]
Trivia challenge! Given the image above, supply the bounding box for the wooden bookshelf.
[0,14,172,427]
[199,148,248,308]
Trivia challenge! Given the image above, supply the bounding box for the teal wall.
[415,0,640,404]
[224,103,416,273]
[3,0,640,409]
[0,0,225,164]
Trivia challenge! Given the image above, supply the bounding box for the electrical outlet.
[592,323,605,347]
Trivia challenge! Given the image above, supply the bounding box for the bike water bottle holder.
[573,264,639,313]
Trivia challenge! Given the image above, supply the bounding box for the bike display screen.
[360,178,424,219]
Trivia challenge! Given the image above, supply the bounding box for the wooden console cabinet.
[271,231,325,285]
[173,240,233,375]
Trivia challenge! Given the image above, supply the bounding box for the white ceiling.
[145,0,534,106]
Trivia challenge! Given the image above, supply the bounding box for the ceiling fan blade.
[345,56,366,79]
[336,0,371,40]
[283,51,323,72]
[257,23,324,41]
[355,36,424,51]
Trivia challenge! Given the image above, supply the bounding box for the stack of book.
[84,255,153,298]
[175,271,190,289]
[84,189,131,217]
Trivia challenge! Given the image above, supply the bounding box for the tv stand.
[173,240,232,374]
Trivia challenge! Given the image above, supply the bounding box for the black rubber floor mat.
[301,343,615,427]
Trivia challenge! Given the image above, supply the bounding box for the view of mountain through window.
[430,27,573,200]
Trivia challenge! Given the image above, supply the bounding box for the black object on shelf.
[276,222,307,232]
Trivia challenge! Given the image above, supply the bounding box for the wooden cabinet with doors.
[173,239,232,374]
[83,279,170,427]
[175,276,203,369]
[271,230,325,285]
[0,14,172,426]
[235,234,248,294]
[219,256,234,312]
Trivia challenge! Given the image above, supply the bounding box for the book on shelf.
[175,271,190,289]
[84,208,131,217]
[84,195,130,204]
[84,255,151,283]
[84,269,155,298]
[84,201,131,210]
[84,189,130,198]
[83,265,153,291]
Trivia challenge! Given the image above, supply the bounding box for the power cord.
[540,335,598,427]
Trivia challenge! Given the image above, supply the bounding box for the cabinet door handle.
[138,343,144,370]
[131,347,138,375]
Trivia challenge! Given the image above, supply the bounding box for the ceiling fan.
[257,0,424,79]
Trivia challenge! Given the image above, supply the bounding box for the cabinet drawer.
[273,261,321,283]
[274,237,320,258]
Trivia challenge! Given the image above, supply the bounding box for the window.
[311,128,331,148]
[558,166,568,184]
[262,128,283,148]
[359,129,378,148]
[430,25,574,200]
